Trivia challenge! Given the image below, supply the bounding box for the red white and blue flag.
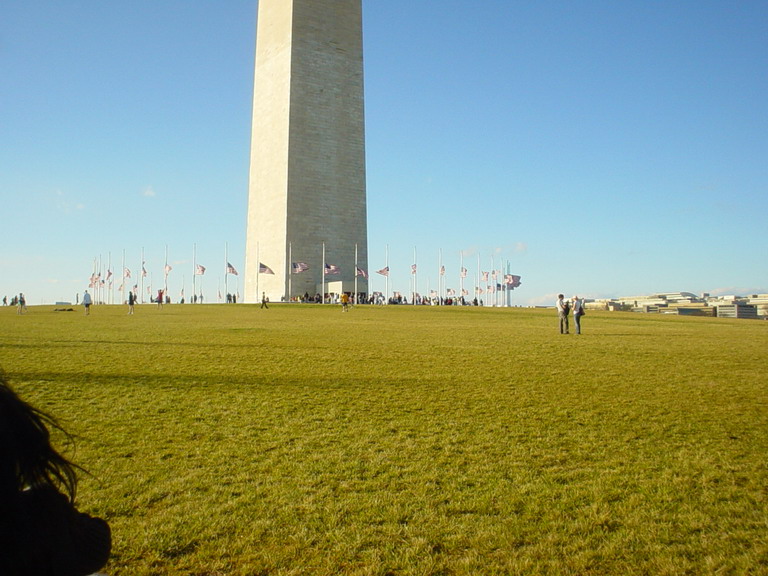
[292,262,309,274]
[259,263,274,275]
[195,264,206,275]
[355,267,368,278]
[376,266,389,276]
[324,263,340,275]
[505,274,522,288]
[227,262,238,275]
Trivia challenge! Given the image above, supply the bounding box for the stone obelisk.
[244,0,368,303]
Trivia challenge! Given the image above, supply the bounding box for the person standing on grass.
[127,290,136,315]
[556,293,570,334]
[341,292,350,312]
[572,295,585,335]
[16,293,26,315]
[82,290,92,315]
[261,292,269,309]
[0,373,112,576]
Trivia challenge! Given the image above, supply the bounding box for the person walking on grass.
[572,295,585,335]
[556,293,570,334]
[341,292,350,312]
[261,292,269,309]
[82,290,92,315]
[127,290,136,315]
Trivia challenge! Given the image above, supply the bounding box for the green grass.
[1,303,767,575]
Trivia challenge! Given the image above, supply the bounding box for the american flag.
[292,262,309,274]
[461,289,469,296]
[259,263,274,275]
[355,267,368,278]
[227,262,238,275]
[440,265,445,276]
[142,265,148,278]
[106,269,113,281]
[482,271,489,282]
[324,263,340,275]
[447,288,456,296]
[411,264,417,274]
[165,264,173,275]
[195,264,206,275]
[124,267,131,279]
[376,266,389,276]
[460,267,468,278]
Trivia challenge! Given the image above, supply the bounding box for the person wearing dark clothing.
[556,294,570,334]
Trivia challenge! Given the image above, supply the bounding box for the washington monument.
[244,0,368,303]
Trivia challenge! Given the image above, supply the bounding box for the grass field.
[1,303,766,575]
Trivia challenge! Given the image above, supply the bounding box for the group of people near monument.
[556,294,585,334]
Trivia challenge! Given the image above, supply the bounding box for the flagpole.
[288,242,292,302]
[139,247,144,303]
[354,243,358,304]
[490,254,495,307]
[460,251,464,305]
[385,244,389,305]
[477,253,481,306]
[438,248,443,305]
[164,245,169,301]
[322,242,326,304]
[256,242,259,303]
[224,242,228,301]
[97,254,102,305]
[192,243,197,303]
[413,246,417,305]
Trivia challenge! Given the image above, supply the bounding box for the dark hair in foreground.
[0,371,112,576]
[0,371,80,502]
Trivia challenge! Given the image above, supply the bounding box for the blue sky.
[2,1,766,306]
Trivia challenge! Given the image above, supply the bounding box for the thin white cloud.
[53,190,85,213]
[143,186,156,198]
[708,286,767,297]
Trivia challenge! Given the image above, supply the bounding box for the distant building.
[589,292,767,319]
[716,304,759,319]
